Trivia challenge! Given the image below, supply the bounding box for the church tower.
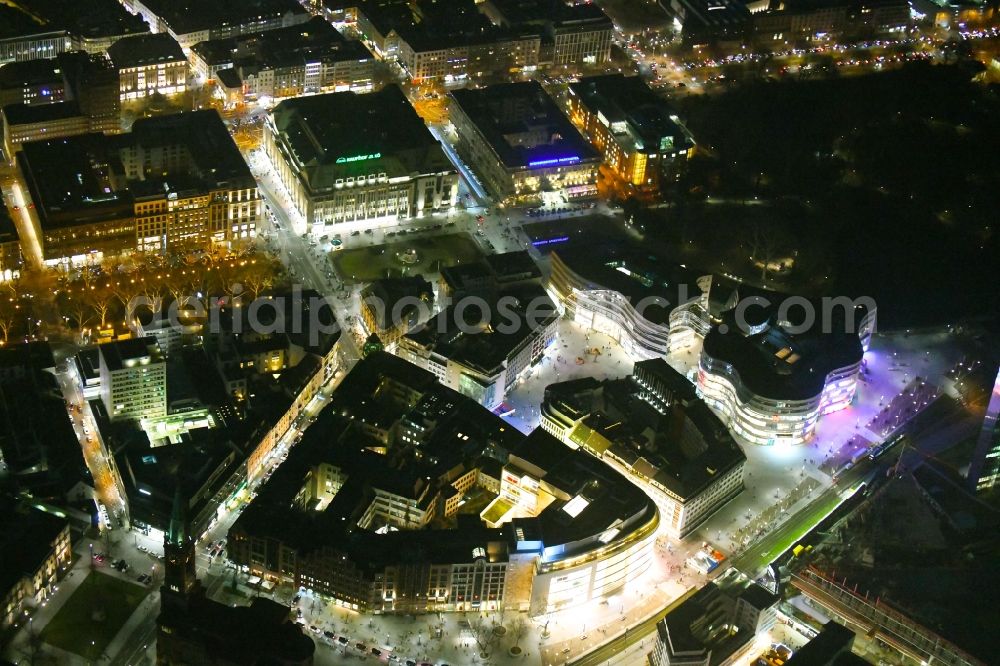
[161,487,202,603]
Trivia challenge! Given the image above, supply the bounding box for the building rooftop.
[2,100,84,126]
[268,85,453,192]
[551,246,713,325]
[0,0,148,42]
[506,428,658,561]
[133,0,307,37]
[0,498,68,599]
[544,368,744,502]
[190,16,371,73]
[362,276,433,332]
[0,59,61,90]
[701,302,864,401]
[98,336,164,372]
[785,621,857,665]
[450,81,599,170]
[17,110,253,231]
[486,0,612,29]
[231,351,654,574]
[569,74,694,156]
[107,32,185,69]
[404,285,557,376]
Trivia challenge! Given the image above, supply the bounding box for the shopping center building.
[449,81,599,202]
[546,247,716,361]
[264,85,458,231]
[541,359,745,539]
[227,352,659,615]
[697,301,869,446]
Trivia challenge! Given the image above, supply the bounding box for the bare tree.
[470,616,495,658]
[747,222,785,283]
[509,615,528,651]
[0,296,18,343]
[87,286,115,329]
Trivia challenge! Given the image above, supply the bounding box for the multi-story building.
[568,75,695,199]
[0,51,120,138]
[0,499,73,631]
[98,336,167,422]
[2,102,91,156]
[332,0,613,83]
[752,0,910,43]
[189,17,375,102]
[16,109,260,264]
[541,359,746,538]
[106,33,187,101]
[450,81,600,200]
[481,0,614,68]
[360,276,434,350]
[264,85,458,232]
[127,0,310,49]
[697,301,868,446]
[397,286,558,410]
[0,31,73,67]
[59,51,122,133]
[228,352,659,616]
[0,0,148,65]
[650,582,778,666]
[967,367,1000,494]
[449,81,600,202]
[547,247,715,361]
[0,59,65,109]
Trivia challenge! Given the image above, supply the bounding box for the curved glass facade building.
[547,249,714,361]
[697,307,866,446]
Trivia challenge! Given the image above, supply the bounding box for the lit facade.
[264,86,458,231]
[0,505,72,632]
[448,82,600,202]
[106,33,188,101]
[567,75,695,198]
[98,337,167,423]
[547,250,713,362]
[968,369,1000,494]
[697,309,866,446]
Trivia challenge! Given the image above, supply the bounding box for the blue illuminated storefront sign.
[528,156,581,168]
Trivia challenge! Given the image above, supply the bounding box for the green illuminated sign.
[336,152,381,164]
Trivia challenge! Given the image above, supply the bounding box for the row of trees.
[54,251,286,332]
[0,248,287,344]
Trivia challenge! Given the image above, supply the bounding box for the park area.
[331,233,482,284]
[40,572,146,659]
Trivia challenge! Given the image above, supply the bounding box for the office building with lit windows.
[697,301,867,446]
[541,359,745,539]
[16,109,260,264]
[264,85,458,231]
[188,17,375,102]
[650,581,778,666]
[396,285,558,411]
[567,74,695,198]
[127,0,310,49]
[481,0,614,68]
[968,368,1000,494]
[546,247,715,361]
[99,337,167,422]
[106,33,187,101]
[449,81,599,201]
